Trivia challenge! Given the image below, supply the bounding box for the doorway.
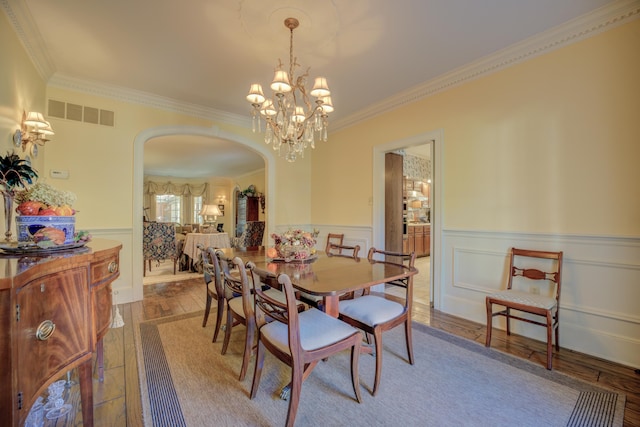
[372,129,442,309]
[396,144,432,307]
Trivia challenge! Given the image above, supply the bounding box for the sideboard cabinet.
[0,239,121,426]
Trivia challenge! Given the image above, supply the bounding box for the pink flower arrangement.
[270,228,319,259]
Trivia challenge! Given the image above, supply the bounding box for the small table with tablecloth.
[183,232,231,271]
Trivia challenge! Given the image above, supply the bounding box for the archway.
[132,125,275,301]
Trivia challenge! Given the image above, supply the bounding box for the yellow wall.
[0,11,46,173]
[312,19,640,237]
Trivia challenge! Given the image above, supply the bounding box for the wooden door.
[385,153,403,253]
[246,197,259,221]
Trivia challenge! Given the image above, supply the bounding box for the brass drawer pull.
[108,261,118,273]
[36,320,56,341]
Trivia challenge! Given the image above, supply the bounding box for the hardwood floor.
[53,274,638,426]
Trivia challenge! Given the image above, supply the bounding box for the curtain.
[143,180,209,223]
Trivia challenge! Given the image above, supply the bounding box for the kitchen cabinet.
[404,224,430,257]
[0,239,121,426]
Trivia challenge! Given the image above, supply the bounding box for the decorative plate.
[0,241,87,254]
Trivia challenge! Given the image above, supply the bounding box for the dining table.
[216,245,418,400]
[216,246,418,317]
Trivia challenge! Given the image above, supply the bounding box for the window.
[193,196,203,224]
[155,194,181,223]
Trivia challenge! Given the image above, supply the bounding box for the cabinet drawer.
[90,252,119,285]
[16,267,91,411]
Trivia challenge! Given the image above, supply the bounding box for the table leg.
[96,339,104,382]
[78,359,94,426]
[323,295,339,317]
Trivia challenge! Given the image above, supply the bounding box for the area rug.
[135,311,625,427]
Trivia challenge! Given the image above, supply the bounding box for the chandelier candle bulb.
[246,17,334,162]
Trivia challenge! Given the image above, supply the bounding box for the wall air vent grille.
[66,103,83,121]
[84,106,99,124]
[100,109,114,126]
[48,100,65,118]
[47,99,115,127]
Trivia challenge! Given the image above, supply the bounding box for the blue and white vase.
[15,215,76,245]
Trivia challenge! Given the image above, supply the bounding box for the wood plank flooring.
[48,275,639,426]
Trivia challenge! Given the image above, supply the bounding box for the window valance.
[144,181,208,197]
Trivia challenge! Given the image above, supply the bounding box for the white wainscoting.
[87,228,135,303]
[441,229,640,368]
[275,224,373,255]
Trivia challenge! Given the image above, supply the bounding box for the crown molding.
[5,0,639,132]
[1,0,55,79]
[332,0,640,130]
[47,74,251,128]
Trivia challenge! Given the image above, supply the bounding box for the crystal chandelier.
[246,18,333,163]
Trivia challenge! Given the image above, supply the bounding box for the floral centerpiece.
[267,228,319,261]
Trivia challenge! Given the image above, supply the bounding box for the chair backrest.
[199,246,226,298]
[325,233,344,254]
[366,247,416,304]
[367,247,416,268]
[241,221,265,247]
[224,256,254,318]
[143,221,177,261]
[246,260,280,290]
[507,248,563,302]
[231,221,263,248]
[326,243,360,259]
[249,265,302,357]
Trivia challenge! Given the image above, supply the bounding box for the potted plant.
[0,152,38,241]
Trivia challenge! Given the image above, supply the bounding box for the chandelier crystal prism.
[246,18,333,163]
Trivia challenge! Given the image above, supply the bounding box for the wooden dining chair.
[221,256,295,381]
[248,266,363,427]
[200,245,226,343]
[338,247,417,396]
[485,248,563,370]
[299,243,361,309]
[325,233,344,254]
[220,256,258,381]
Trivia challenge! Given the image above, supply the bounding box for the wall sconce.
[258,193,266,213]
[13,111,54,154]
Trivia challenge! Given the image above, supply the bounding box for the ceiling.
[5,0,618,178]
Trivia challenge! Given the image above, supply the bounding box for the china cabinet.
[235,195,259,237]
